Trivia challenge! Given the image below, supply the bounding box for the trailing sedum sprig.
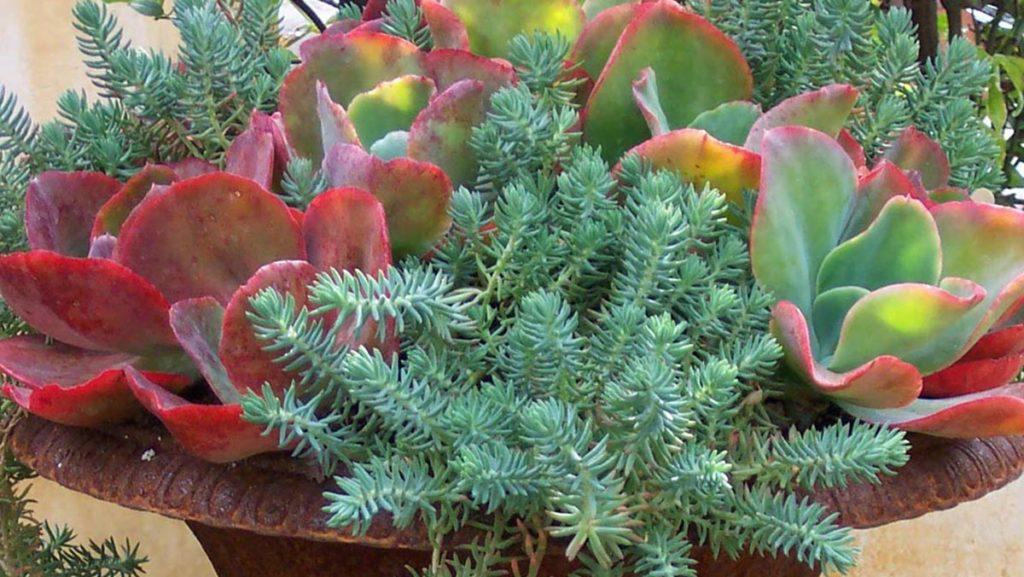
[242,33,910,575]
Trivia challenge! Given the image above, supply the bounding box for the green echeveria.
[751,125,1024,438]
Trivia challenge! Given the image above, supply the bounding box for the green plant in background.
[974,2,1024,191]
[242,17,911,575]
[0,401,147,577]
[691,0,1004,193]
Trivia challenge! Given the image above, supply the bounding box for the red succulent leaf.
[26,171,121,257]
[841,382,1024,438]
[841,160,929,240]
[0,251,179,355]
[316,81,363,153]
[837,129,866,169]
[125,368,280,463]
[771,300,923,409]
[743,84,859,153]
[572,2,641,81]
[92,165,178,238]
[168,158,218,179]
[0,335,191,427]
[168,297,241,404]
[115,173,305,305]
[304,188,392,274]
[225,111,293,192]
[421,49,517,95]
[323,145,453,258]
[882,126,951,190]
[220,261,318,396]
[922,325,1024,398]
[282,33,424,161]
[407,79,488,187]
[362,0,390,19]
[422,0,470,49]
[88,234,117,259]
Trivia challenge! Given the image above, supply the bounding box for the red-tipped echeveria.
[750,125,1024,438]
[0,166,394,462]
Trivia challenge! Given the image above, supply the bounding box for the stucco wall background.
[1,1,1022,575]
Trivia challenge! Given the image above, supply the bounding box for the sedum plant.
[751,125,1024,437]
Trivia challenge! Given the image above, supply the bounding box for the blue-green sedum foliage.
[242,32,910,577]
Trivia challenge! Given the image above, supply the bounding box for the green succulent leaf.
[687,100,761,146]
[348,75,436,149]
[443,0,585,58]
[816,197,941,294]
[811,286,868,359]
[830,278,986,374]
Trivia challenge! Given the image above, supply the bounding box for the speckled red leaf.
[26,171,121,257]
[771,300,923,409]
[0,251,179,355]
[88,234,117,259]
[421,49,517,94]
[407,79,488,187]
[225,125,276,191]
[837,129,866,169]
[126,368,281,463]
[841,382,1024,438]
[220,261,318,397]
[882,126,950,190]
[304,188,392,274]
[743,84,858,153]
[422,0,470,49]
[115,173,305,305]
[316,81,362,153]
[322,145,452,258]
[362,0,391,19]
[842,160,928,240]
[92,165,178,238]
[282,33,424,161]
[0,336,191,427]
[922,324,1024,398]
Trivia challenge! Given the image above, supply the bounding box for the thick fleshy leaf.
[348,75,436,147]
[443,0,585,58]
[582,0,752,162]
[168,297,239,404]
[840,382,1024,438]
[88,234,117,259]
[751,126,856,316]
[811,286,868,358]
[817,197,941,294]
[933,202,1024,338]
[407,80,487,187]
[571,3,640,81]
[361,0,389,19]
[422,0,470,49]
[316,81,362,153]
[624,128,760,206]
[168,158,217,179]
[922,324,1024,397]
[841,160,927,240]
[631,67,669,136]
[220,261,318,397]
[125,368,280,463]
[837,129,866,169]
[930,185,970,203]
[830,279,986,374]
[224,118,281,191]
[0,251,178,355]
[687,101,761,146]
[421,49,517,94]
[92,165,178,238]
[0,336,191,427]
[322,145,453,257]
[116,173,305,305]
[26,171,121,256]
[771,300,922,408]
[882,126,950,190]
[281,33,424,161]
[743,84,859,153]
[582,0,637,20]
[304,189,391,274]
[369,131,410,160]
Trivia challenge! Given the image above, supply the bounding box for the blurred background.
[1,1,1022,576]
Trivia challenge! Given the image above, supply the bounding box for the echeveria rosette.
[751,125,1024,438]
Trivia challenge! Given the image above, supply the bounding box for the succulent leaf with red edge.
[751,126,1024,438]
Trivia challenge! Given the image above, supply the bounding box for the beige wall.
[1,1,1022,575]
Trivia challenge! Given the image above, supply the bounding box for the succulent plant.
[751,125,1024,438]
[0,167,393,462]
